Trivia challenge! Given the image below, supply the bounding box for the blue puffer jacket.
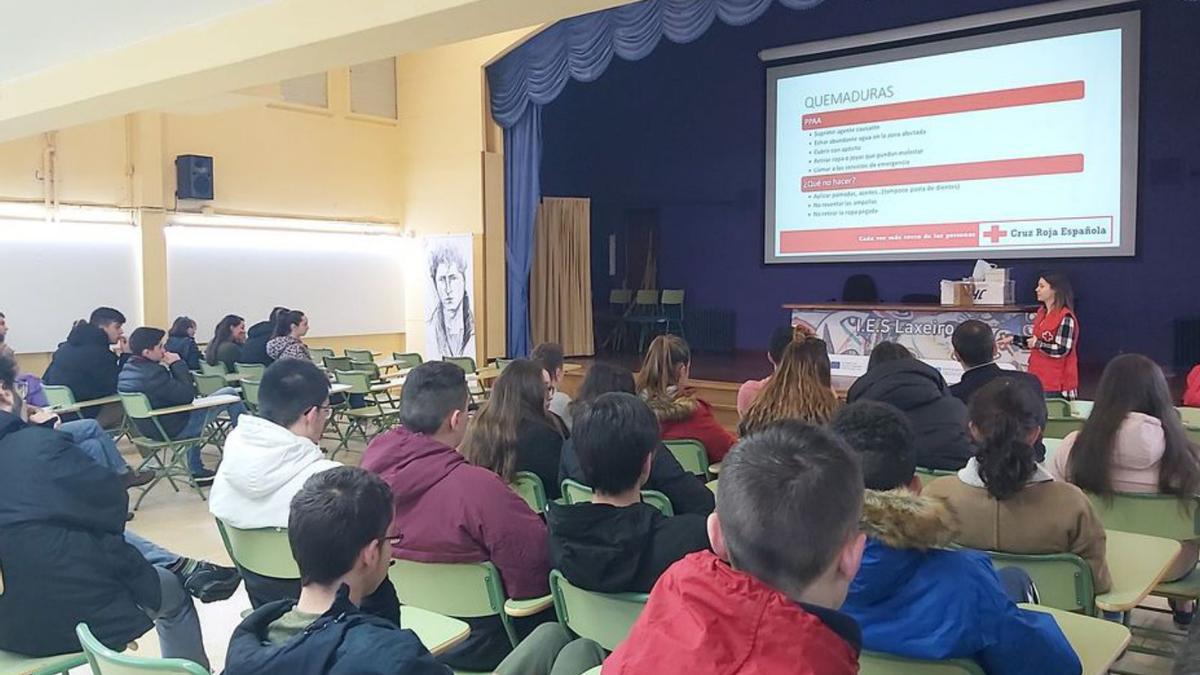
[842,489,1081,675]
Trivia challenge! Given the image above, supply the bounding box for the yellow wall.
[1,31,531,377]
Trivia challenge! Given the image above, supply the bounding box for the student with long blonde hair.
[636,335,735,463]
[738,336,840,436]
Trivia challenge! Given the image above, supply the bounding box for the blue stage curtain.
[487,0,825,355]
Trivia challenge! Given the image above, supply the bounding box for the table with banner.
[784,303,1037,384]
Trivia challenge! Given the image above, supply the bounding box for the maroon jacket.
[361,426,551,599]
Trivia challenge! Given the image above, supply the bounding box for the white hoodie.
[209,415,339,529]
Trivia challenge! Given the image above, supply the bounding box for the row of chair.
[1044,398,1200,441]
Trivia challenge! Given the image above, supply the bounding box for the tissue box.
[974,280,1014,305]
[940,280,975,305]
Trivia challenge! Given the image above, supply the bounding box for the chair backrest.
[349,360,381,380]
[1044,416,1085,440]
[345,349,375,363]
[1071,400,1094,418]
[859,650,985,675]
[192,373,226,397]
[388,559,518,646]
[1042,437,1063,461]
[117,392,156,420]
[495,358,513,372]
[240,379,261,410]
[444,356,477,374]
[660,289,684,306]
[323,356,353,373]
[609,289,632,306]
[198,361,227,377]
[1179,407,1200,427]
[391,352,424,370]
[549,569,648,651]
[663,439,709,478]
[633,289,659,307]
[984,549,1095,614]
[334,370,373,396]
[560,479,674,516]
[1086,491,1200,541]
[1045,398,1072,418]
[309,347,335,363]
[77,623,209,674]
[511,471,548,513]
[214,519,300,579]
[42,384,77,408]
[234,362,265,380]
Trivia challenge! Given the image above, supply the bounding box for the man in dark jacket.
[949,320,1047,461]
[224,466,448,675]
[0,355,210,667]
[548,393,709,594]
[239,307,289,366]
[846,342,974,471]
[118,327,245,481]
[43,306,129,426]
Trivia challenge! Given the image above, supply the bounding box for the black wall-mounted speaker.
[175,154,214,200]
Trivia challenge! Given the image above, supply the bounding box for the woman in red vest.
[1026,272,1080,399]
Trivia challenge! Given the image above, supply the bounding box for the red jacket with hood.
[361,425,550,599]
[604,551,860,675]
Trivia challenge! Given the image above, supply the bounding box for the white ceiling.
[0,0,274,81]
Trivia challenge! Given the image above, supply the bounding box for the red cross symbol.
[983,224,1007,243]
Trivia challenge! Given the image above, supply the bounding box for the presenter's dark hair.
[397,361,469,434]
[273,310,306,337]
[952,320,996,368]
[718,420,863,598]
[89,307,126,327]
[575,392,660,494]
[168,316,196,338]
[832,401,916,491]
[1039,271,1075,311]
[288,466,393,585]
[867,341,912,370]
[259,359,331,428]
[206,314,245,366]
[968,379,1043,500]
[1067,354,1200,499]
[129,327,166,356]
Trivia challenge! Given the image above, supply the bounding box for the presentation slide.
[765,13,1138,263]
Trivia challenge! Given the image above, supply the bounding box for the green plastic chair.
[388,560,522,649]
[1085,491,1200,604]
[331,370,397,458]
[660,289,686,338]
[663,439,710,478]
[494,358,513,372]
[117,392,208,510]
[549,569,649,651]
[214,519,300,579]
[198,361,227,377]
[234,363,265,380]
[983,549,1096,615]
[391,352,424,371]
[192,373,226,397]
[914,468,956,488]
[240,379,261,414]
[444,356,477,374]
[1179,407,1200,427]
[511,471,548,513]
[349,359,383,382]
[860,651,985,675]
[345,349,375,363]
[309,348,335,364]
[1071,400,1094,419]
[1044,416,1085,440]
[323,356,353,373]
[560,479,674,517]
[41,384,76,410]
[1045,398,1072,418]
[0,648,87,675]
[76,623,209,674]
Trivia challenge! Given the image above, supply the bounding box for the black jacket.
[547,501,710,594]
[43,323,123,405]
[223,585,448,675]
[117,356,197,439]
[847,359,975,471]
[950,364,1047,461]
[165,336,202,371]
[0,412,159,656]
[239,321,276,366]
[559,440,715,516]
[516,417,566,501]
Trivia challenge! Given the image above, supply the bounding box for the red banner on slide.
[800,154,1084,192]
[780,222,981,253]
[801,80,1085,130]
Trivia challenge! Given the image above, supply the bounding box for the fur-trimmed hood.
[642,389,701,423]
[860,489,958,550]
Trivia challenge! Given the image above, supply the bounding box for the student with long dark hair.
[266,311,311,362]
[637,335,735,463]
[559,362,715,516]
[166,317,203,371]
[739,335,839,436]
[205,314,246,371]
[460,359,566,500]
[925,379,1111,593]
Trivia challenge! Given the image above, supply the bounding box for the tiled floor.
[74,439,1185,674]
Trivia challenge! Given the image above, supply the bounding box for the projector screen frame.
[763,10,1141,265]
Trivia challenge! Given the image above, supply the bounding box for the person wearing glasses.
[210,359,399,620]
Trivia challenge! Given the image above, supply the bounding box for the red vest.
[1029,306,1079,394]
